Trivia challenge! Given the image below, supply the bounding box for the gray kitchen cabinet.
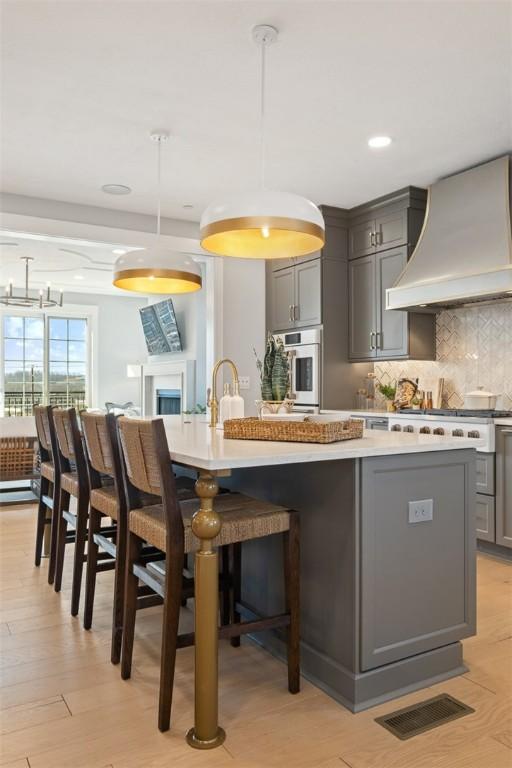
[496,426,512,549]
[349,220,375,260]
[476,493,495,543]
[476,453,495,495]
[295,258,322,327]
[348,186,427,260]
[270,251,321,272]
[349,255,376,359]
[375,208,408,251]
[269,258,322,331]
[349,246,435,361]
[270,266,295,331]
[360,450,475,671]
[375,248,408,358]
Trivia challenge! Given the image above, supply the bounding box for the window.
[2,314,89,416]
[48,318,87,409]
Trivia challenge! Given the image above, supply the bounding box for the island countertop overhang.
[161,415,483,471]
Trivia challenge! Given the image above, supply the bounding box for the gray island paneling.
[227,448,476,712]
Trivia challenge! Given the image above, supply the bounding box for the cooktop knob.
[433,427,445,435]
[420,426,431,434]
[452,429,464,437]
[468,430,480,438]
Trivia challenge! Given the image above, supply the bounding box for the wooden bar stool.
[81,412,205,664]
[33,406,60,577]
[117,416,300,733]
[81,412,124,660]
[52,408,90,615]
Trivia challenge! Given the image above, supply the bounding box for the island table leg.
[186,470,226,749]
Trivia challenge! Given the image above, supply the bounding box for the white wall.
[221,259,266,416]
[66,291,148,408]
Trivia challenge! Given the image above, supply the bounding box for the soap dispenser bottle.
[230,380,245,419]
[218,383,232,427]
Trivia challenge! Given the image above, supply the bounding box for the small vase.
[386,401,396,412]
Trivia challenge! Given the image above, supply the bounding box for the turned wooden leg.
[186,470,225,749]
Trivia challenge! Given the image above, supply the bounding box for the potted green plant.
[377,383,397,412]
[254,335,293,415]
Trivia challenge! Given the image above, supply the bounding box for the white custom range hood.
[387,156,512,311]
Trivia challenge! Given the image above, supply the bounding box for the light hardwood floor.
[0,503,511,768]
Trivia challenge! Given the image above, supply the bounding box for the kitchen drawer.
[476,493,495,543]
[476,452,495,495]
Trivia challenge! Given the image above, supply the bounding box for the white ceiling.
[0,232,144,294]
[0,1,511,222]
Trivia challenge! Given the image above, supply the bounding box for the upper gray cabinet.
[348,187,435,362]
[295,259,322,327]
[349,246,435,361]
[269,258,322,331]
[271,266,296,331]
[348,187,426,260]
[349,255,376,360]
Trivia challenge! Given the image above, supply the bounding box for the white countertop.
[0,416,36,438]
[162,415,483,471]
[495,418,512,426]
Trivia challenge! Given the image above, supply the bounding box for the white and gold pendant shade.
[113,248,202,294]
[200,189,325,259]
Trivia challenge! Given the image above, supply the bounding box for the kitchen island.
[163,416,479,716]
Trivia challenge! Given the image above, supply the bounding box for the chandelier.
[1,257,63,308]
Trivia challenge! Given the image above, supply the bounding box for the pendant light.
[113,133,202,294]
[200,25,325,260]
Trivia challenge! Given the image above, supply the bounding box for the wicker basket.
[0,437,38,481]
[223,417,364,444]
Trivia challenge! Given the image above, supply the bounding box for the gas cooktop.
[398,408,512,419]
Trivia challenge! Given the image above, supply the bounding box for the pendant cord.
[156,137,161,238]
[260,38,266,190]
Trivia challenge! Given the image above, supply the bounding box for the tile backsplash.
[374,302,512,410]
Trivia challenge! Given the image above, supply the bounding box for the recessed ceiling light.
[101,184,132,195]
[368,136,392,149]
[74,274,84,280]
[112,249,127,255]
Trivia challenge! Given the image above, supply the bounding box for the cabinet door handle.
[294,305,299,321]
[375,331,381,349]
[375,230,381,246]
[370,231,375,246]
[369,331,375,350]
[289,305,294,322]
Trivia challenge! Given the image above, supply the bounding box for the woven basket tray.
[223,417,364,444]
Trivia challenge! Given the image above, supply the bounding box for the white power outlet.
[408,499,434,524]
[238,376,250,390]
